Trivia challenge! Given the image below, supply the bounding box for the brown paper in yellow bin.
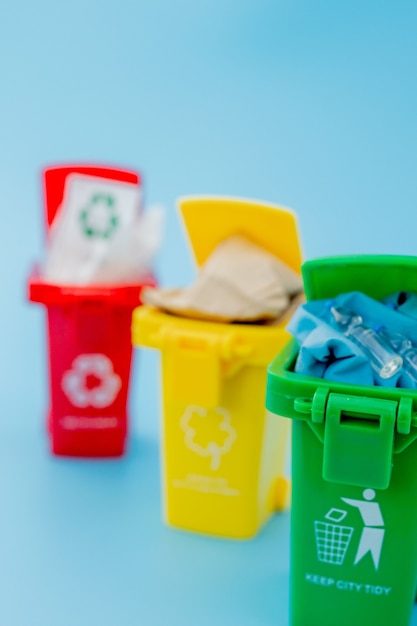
[143,234,302,322]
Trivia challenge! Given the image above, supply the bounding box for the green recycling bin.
[266,255,417,626]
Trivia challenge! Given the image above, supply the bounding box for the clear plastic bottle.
[328,305,403,379]
[375,326,417,384]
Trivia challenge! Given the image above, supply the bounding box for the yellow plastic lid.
[178,196,302,273]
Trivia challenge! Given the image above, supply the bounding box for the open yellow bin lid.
[133,196,303,409]
[177,196,302,273]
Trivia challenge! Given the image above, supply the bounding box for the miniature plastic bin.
[266,255,417,626]
[132,197,302,538]
[28,165,155,457]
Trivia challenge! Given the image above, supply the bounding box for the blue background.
[1,1,417,624]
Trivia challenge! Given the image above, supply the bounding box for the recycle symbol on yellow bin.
[180,406,237,470]
[80,193,119,239]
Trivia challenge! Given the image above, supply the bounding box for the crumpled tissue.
[143,234,302,322]
[288,291,417,388]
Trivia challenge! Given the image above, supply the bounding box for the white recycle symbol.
[61,354,121,409]
[180,406,237,470]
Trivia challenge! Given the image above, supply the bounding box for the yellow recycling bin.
[132,197,302,538]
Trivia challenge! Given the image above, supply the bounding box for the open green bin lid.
[266,254,417,490]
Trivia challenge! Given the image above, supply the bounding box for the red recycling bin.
[28,165,156,457]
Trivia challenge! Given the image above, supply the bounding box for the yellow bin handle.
[159,328,253,408]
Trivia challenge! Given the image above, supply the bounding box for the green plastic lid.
[302,254,417,301]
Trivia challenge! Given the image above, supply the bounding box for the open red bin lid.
[43,164,141,229]
[28,164,155,305]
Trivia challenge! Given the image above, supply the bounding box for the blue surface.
[1,1,417,624]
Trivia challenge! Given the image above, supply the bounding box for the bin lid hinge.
[322,392,398,489]
[295,388,417,487]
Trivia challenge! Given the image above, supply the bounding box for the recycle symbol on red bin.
[61,354,122,408]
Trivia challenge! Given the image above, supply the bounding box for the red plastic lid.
[43,164,141,229]
[28,163,154,305]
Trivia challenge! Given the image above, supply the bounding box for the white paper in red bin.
[143,235,303,322]
[42,173,163,285]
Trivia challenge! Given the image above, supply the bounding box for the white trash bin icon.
[314,508,354,566]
